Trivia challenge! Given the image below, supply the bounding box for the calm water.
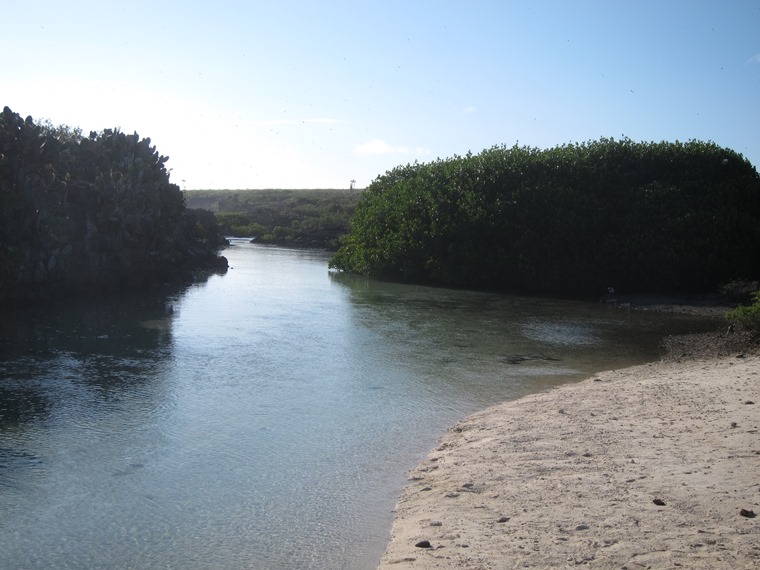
[0,241,717,569]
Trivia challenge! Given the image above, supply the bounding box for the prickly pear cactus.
[0,106,227,302]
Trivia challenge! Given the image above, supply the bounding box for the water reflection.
[329,270,717,403]
[0,244,721,570]
[1,293,176,357]
[0,292,182,519]
[0,293,178,427]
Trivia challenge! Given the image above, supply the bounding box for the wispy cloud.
[746,53,760,65]
[463,106,477,114]
[354,138,429,156]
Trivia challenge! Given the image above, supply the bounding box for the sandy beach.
[379,330,760,569]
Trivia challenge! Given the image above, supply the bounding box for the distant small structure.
[350,179,356,190]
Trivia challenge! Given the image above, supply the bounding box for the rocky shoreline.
[378,312,760,569]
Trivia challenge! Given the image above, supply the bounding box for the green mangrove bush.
[330,138,760,296]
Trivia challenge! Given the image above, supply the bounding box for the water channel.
[0,241,718,569]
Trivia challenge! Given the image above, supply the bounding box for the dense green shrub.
[330,138,760,296]
[0,106,226,302]
[727,291,760,334]
[215,211,266,237]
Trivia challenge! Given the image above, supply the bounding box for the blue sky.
[3,1,759,189]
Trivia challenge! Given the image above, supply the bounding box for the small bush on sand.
[727,291,760,335]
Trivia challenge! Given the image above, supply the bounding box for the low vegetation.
[329,138,760,298]
[184,189,360,249]
[727,290,760,336]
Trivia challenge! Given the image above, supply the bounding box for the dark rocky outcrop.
[0,106,228,303]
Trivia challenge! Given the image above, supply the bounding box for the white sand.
[379,354,760,569]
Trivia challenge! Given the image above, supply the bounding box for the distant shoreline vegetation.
[184,189,360,250]
[329,138,760,298]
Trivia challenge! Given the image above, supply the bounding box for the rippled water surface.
[0,242,717,569]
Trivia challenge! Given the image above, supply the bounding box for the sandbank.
[379,336,760,568]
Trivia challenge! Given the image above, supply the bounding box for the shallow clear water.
[0,241,717,569]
